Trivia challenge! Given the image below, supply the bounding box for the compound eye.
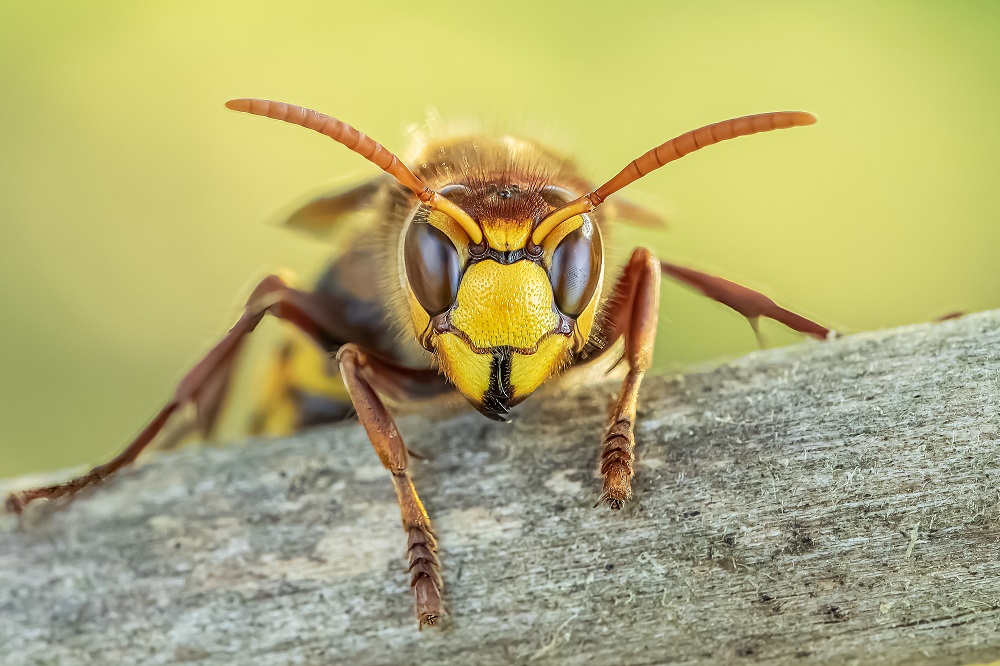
[404,221,461,315]
[549,218,602,318]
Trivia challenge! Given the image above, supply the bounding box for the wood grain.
[1,311,998,665]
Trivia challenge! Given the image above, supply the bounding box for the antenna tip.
[225,99,253,112]
[795,111,818,126]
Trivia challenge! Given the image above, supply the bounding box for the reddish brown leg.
[5,275,355,515]
[337,344,444,628]
[659,261,831,339]
[590,247,661,510]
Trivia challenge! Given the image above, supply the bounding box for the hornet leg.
[337,343,448,628]
[592,247,661,510]
[6,275,351,514]
[659,261,831,339]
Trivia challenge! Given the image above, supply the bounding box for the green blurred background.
[1,1,998,478]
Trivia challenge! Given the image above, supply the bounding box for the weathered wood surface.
[1,311,999,666]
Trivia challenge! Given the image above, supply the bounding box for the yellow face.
[402,185,603,420]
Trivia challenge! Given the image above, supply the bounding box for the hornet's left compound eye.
[404,221,461,315]
[549,217,602,318]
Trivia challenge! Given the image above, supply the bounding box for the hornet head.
[402,180,603,420]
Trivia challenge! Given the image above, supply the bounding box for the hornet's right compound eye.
[404,221,461,316]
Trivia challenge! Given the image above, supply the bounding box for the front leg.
[594,248,661,509]
[336,344,444,628]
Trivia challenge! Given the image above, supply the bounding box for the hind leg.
[6,275,353,514]
[659,261,831,339]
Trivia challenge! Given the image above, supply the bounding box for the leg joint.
[335,342,363,368]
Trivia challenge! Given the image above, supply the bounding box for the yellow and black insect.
[6,98,829,627]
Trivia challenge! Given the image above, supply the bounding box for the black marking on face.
[480,347,514,422]
[468,246,530,265]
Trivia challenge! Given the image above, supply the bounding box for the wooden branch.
[2,312,999,665]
